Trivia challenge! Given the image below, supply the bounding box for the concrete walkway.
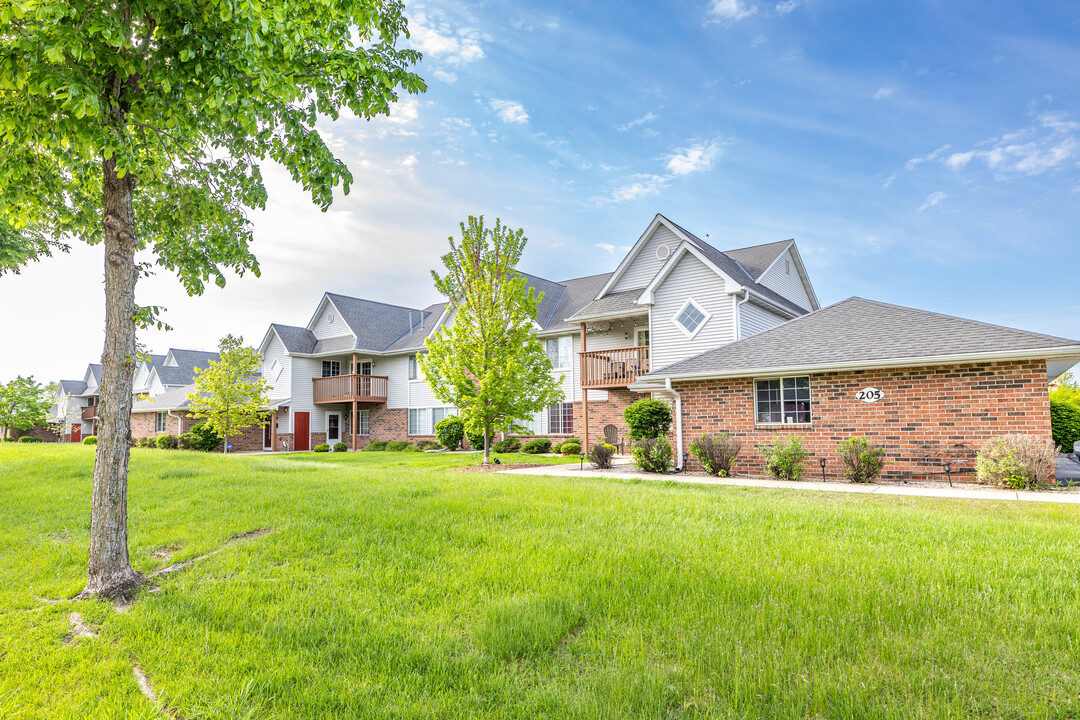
[499,459,1080,505]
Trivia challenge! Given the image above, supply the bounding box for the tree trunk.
[79,155,143,601]
[483,423,491,465]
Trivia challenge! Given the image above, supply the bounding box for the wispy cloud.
[489,99,529,124]
[433,69,457,84]
[707,0,757,22]
[667,138,726,175]
[944,112,1079,176]
[608,174,669,203]
[873,86,895,100]
[775,0,800,14]
[596,243,616,253]
[617,112,659,132]
[409,13,484,65]
[918,191,947,212]
[906,144,951,170]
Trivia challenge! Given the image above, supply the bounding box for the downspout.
[665,378,684,471]
[734,287,751,340]
[167,409,181,437]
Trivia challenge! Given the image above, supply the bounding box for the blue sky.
[2,0,1078,381]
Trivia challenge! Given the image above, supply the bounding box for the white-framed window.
[635,327,650,347]
[322,360,341,378]
[356,409,370,436]
[545,337,573,369]
[519,410,544,435]
[672,297,711,339]
[755,376,811,425]
[408,408,431,435]
[548,402,574,435]
[431,407,456,427]
[155,412,167,433]
[269,358,283,381]
[408,354,418,380]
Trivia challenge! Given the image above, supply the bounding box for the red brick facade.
[673,359,1051,480]
[131,409,265,452]
[575,388,639,449]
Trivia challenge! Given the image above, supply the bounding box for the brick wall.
[574,388,640,449]
[131,409,265,452]
[673,359,1051,480]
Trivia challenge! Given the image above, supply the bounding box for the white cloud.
[667,139,725,175]
[408,13,484,65]
[775,0,800,14]
[433,69,457,84]
[750,35,767,47]
[918,191,947,212]
[608,175,669,203]
[882,173,895,189]
[906,144,950,170]
[596,243,616,253]
[617,112,659,132]
[489,99,529,124]
[939,112,1080,177]
[873,86,894,100]
[707,0,757,22]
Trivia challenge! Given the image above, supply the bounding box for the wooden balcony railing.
[81,405,97,420]
[312,374,389,404]
[580,346,650,389]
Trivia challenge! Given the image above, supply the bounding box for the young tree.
[0,376,53,439]
[421,216,565,465]
[0,2,423,599]
[187,336,270,455]
[1051,370,1080,408]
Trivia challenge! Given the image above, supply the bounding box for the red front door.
[294,412,310,451]
[70,424,81,443]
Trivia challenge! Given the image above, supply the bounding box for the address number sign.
[855,387,883,403]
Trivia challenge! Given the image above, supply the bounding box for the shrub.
[155,433,179,450]
[332,441,348,452]
[135,437,155,448]
[18,435,43,443]
[836,437,887,483]
[493,437,522,453]
[386,440,411,452]
[560,440,582,456]
[631,437,673,473]
[759,436,809,481]
[623,399,672,440]
[82,436,97,445]
[1051,399,1080,452]
[362,440,387,452]
[3,436,16,442]
[177,434,193,450]
[188,422,222,452]
[588,442,617,469]
[976,435,1056,490]
[420,440,442,451]
[690,434,742,477]
[434,415,465,451]
[522,438,552,454]
[313,443,330,453]
[466,428,493,452]
[402,443,420,452]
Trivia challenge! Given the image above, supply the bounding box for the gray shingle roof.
[723,239,792,280]
[565,288,646,322]
[544,273,613,334]
[385,302,447,352]
[640,297,1080,380]
[271,324,318,354]
[88,364,102,386]
[156,349,220,386]
[325,293,432,352]
[132,385,200,413]
[58,380,86,396]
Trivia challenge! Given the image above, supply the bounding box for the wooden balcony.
[580,346,650,389]
[312,374,388,404]
[81,405,97,420]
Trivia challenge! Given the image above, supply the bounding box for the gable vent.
[655,244,671,261]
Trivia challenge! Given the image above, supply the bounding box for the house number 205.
[856,388,883,402]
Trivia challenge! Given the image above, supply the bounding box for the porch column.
[352,352,359,451]
[580,322,589,451]
[270,409,278,453]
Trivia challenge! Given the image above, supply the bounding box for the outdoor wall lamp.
[819,456,826,482]
[943,461,953,487]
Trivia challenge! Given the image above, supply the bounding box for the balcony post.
[351,353,358,451]
[580,322,588,451]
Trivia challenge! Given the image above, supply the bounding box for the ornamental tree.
[421,216,565,465]
[0,376,53,439]
[0,1,423,599]
[187,335,269,454]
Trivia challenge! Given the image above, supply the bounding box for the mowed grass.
[2,445,1080,719]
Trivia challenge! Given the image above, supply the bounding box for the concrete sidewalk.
[498,460,1080,505]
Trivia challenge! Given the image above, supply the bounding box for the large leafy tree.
[0,0,423,599]
[421,216,565,465]
[187,335,269,454]
[0,376,54,439]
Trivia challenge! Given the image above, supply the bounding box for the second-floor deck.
[312,374,389,404]
[81,405,97,420]
[580,346,650,389]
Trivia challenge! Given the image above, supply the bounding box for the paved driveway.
[1057,454,1080,485]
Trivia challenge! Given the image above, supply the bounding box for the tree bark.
[79,155,143,601]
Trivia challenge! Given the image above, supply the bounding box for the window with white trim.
[672,297,710,339]
[269,358,283,381]
[547,402,574,435]
[356,409,370,436]
[322,360,340,378]
[155,412,167,433]
[519,410,544,435]
[431,407,456,427]
[546,337,573,369]
[408,408,431,435]
[408,354,418,380]
[755,376,811,424]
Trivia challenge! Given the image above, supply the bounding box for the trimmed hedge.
[362,440,387,452]
[332,441,348,452]
[559,440,582,456]
[492,437,522,453]
[18,436,43,443]
[624,399,672,440]
[522,438,552,454]
[82,436,98,445]
[155,433,179,450]
[434,416,465,451]
[386,440,411,452]
[1051,400,1080,452]
[313,443,330,453]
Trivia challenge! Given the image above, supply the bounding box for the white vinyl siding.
[758,247,812,311]
[546,337,573,369]
[288,356,322,431]
[650,253,735,371]
[610,224,682,293]
[261,332,291,395]
[311,300,355,340]
[383,354,411,409]
[740,302,789,339]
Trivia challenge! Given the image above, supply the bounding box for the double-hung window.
[408,408,431,435]
[356,409,370,436]
[545,337,573,369]
[755,376,811,424]
[548,402,574,435]
[408,355,418,380]
[321,360,341,378]
[431,407,456,427]
[155,412,167,433]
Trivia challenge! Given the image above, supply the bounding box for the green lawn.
[2,444,1079,719]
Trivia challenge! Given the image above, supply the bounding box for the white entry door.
[326,412,341,446]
